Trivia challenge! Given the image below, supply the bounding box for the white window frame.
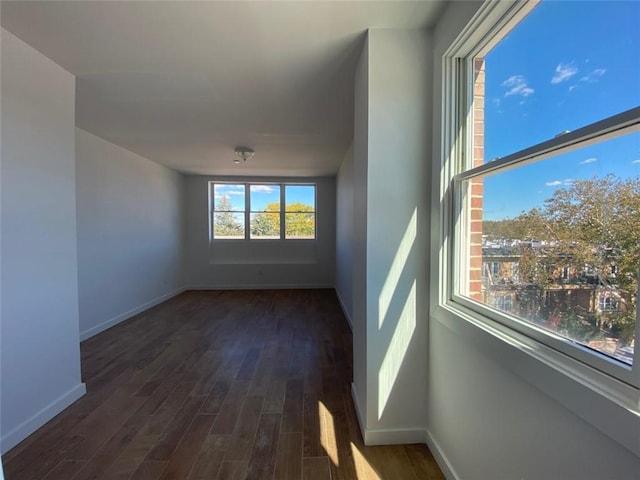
[210,181,317,241]
[435,0,640,456]
[495,295,512,313]
[599,294,620,313]
[248,182,282,240]
[284,184,317,240]
[210,182,247,240]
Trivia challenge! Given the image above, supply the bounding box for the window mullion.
[456,107,640,182]
[280,184,285,240]
[245,183,250,240]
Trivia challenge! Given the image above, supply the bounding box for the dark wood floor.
[2,289,444,480]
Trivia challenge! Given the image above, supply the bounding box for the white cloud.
[579,157,597,165]
[215,186,245,196]
[545,179,574,187]
[250,185,276,194]
[581,68,606,82]
[632,159,640,164]
[502,75,535,97]
[551,62,578,84]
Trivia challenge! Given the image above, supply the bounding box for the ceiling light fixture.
[234,146,255,164]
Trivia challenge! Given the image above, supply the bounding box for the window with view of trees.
[212,184,245,239]
[448,0,639,380]
[285,185,315,239]
[211,182,316,240]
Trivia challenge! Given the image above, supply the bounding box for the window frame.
[210,181,317,241]
[249,183,282,240]
[210,183,246,240]
[284,184,317,240]
[435,0,640,454]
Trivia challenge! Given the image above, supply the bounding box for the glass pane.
[214,184,245,211]
[250,184,280,212]
[285,213,315,239]
[250,212,280,239]
[285,185,315,212]
[476,0,640,165]
[459,131,639,366]
[213,212,244,239]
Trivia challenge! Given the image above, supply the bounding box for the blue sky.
[214,183,315,211]
[482,0,640,220]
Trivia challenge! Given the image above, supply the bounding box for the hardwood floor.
[2,290,445,480]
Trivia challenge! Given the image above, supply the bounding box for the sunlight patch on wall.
[378,280,417,419]
[378,209,417,329]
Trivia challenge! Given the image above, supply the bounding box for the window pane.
[285,213,315,239]
[459,132,639,365]
[250,184,280,212]
[478,1,640,164]
[214,184,245,211]
[250,212,280,239]
[213,212,244,239]
[285,185,315,212]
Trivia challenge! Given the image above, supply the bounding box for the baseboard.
[79,287,186,341]
[350,383,425,446]
[1,382,86,455]
[186,284,334,290]
[351,383,366,439]
[363,426,427,446]
[425,428,460,480]
[335,289,353,331]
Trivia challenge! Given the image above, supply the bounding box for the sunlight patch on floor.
[351,442,381,479]
[319,400,339,466]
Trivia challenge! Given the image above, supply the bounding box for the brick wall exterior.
[469,58,485,301]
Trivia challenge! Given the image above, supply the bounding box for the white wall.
[426,2,640,478]
[184,175,335,289]
[0,29,85,453]
[351,34,369,432]
[75,129,185,340]
[350,28,432,445]
[335,143,354,328]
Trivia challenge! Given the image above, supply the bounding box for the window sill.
[431,302,640,457]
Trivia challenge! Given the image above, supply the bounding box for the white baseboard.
[425,428,460,480]
[186,284,334,290]
[351,382,366,438]
[335,289,353,331]
[350,383,425,446]
[363,426,427,446]
[1,382,86,454]
[79,287,186,341]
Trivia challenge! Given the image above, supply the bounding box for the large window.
[443,0,639,388]
[212,184,245,239]
[211,182,316,240]
[285,185,316,239]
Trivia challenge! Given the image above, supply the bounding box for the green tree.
[285,202,315,238]
[484,175,640,344]
[251,202,280,238]
[543,174,639,343]
[248,201,315,238]
[214,195,244,238]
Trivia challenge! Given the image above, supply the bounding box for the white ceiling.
[1,1,445,176]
